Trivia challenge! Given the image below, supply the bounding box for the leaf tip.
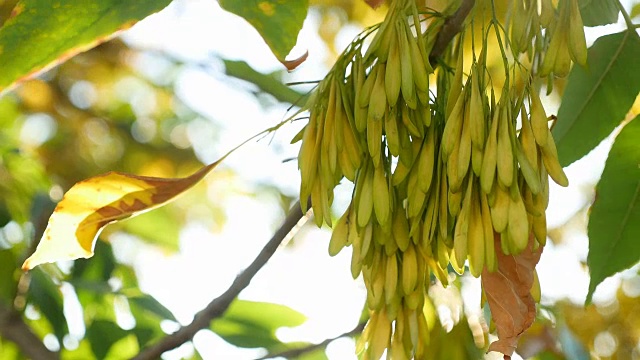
[585,283,596,306]
[282,50,308,71]
[21,259,33,271]
[21,252,55,271]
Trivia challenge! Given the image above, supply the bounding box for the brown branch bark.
[254,320,367,360]
[429,0,476,66]
[0,303,59,360]
[132,201,307,360]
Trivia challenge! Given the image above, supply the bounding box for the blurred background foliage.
[0,0,639,359]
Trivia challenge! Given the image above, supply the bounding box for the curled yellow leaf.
[22,162,218,271]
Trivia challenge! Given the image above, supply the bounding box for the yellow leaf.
[22,162,219,270]
[21,107,288,271]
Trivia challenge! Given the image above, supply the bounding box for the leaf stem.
[616,0,636,30]
[131,201,309,360]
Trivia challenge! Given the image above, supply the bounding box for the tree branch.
[0,303,59,360]
[132,201,308,360]
[254,320,367,360]
[131,3,475,358]
[429,0,476,65]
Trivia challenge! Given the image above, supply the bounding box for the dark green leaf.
[554,31,640,166]
[86,320,128,360]
[125,292,177,322]
[224,59,306,104]
[0,0,173,93]
[586,116,640,303]
[131,326,156,349]
[218,0,309,68]
[578,0,619,26]
[96,265,163,346]
[114,264,140,289]
[27,269,68,341]
[427,317,485,358]
[0,249,18,305]
[211,300,306,349]
[71,241,116,283]
[211,319,281,349]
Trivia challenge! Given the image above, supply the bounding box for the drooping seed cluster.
[293,0,581,358]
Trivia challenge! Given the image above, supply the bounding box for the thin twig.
[254,320,367,360]
[132,201,308,360]
[0,303,59,360]
[429,0,476,65]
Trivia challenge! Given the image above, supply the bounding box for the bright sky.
[98,0,640,358]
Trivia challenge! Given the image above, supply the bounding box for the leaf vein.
[558,31,630,140]
[605,179,640,263]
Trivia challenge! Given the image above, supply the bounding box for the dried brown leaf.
[482,233,543,359]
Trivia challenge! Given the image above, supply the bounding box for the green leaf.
[121,289,176,346]
[211,318,281,349]
[125,292,177,322]
[0,0,173,93]
[211,300,306,350]
[632,3,640,19]
[0,249,19,305]
[0,338,22,360]
[106,334,139,359]
[554,31,640,166]
[86,320,128,360]
[63,338,100,359]
[578,0,619,26]
[224,59,306,104]
[71,241,116,283]
[116,206,181,252]
[128,307,163,347]
[27,269,68,342]
[586,116,640,303]
[218,0,309,69]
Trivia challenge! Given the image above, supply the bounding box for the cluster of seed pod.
[293,0,579,358]
[509,0,587,77]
